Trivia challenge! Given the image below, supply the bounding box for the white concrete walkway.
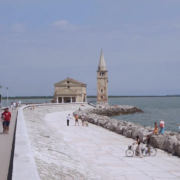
[45,111,180,180]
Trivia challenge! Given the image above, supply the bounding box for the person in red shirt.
[2,107,11,134]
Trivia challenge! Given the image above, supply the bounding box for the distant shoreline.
[1,95,180,99]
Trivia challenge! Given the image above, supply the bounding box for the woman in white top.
[177,124,180,134]
[159,119,165,135]
[67,114,72,126]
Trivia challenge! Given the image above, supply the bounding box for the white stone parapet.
[13,106,40,180]
[12,102,88,180]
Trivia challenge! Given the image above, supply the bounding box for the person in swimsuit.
[67,114,72,126]
[75,114,79,126]
[153,122,158,134]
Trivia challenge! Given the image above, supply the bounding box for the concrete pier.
[19,104,180,180]
[0,109,17,180]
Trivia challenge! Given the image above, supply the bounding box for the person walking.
[13,102,16,110]
[146,135,151,156]
[1,111,5,133]
[159,119,165,135]
[74,114,79,126]
[153,122,158,135]
[81,115,85,126]
[10,102,13,110]
[2,107,11,134]
[18,101,21,107]
[16,101,18,108]
[136,135,142,158]
[67,114,72,126]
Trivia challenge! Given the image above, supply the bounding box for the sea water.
[1,97,180,132]
[88,97,180,133]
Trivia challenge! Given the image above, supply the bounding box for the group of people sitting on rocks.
[66,113,88,127]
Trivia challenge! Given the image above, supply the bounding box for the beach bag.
[160,122,164,128]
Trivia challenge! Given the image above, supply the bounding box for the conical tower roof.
[98,51,107,71]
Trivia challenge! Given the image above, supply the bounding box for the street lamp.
[0,85,2,108]
[6,87,9,107]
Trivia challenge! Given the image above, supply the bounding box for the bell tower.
[97,51,108,105]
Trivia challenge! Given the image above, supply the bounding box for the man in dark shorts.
[146,135,151,156]
[2,107,11,134]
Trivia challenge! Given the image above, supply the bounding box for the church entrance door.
[58,97,62,103]
[64,97,71,103]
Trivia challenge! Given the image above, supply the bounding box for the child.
[153,122,158,134]
[74,114,79,126]
[81,115,85,126]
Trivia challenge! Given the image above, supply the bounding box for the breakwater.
[74,106,180,157]
[87,105,143,116]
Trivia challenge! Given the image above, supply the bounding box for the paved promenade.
[0,109,17,180]
[23,105,180,180]
[47,111,180,180]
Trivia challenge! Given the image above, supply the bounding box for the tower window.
[67,81,69,84]
[101,96,103,99]
[101,89,103,93]
[100,72,104,76]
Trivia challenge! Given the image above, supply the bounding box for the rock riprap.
[74,107,180,157]
[88,105,143,116]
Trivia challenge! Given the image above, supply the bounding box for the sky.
[0,0,180,96]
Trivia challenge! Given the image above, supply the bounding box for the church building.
[54,78,87,103]
[97,51,108,105]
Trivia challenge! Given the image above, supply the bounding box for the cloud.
[12,23,25,32]
[52,20,68,28]
[51,20,79,31]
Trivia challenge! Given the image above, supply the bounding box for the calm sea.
[1,97,180,132]
[88,97,180,133]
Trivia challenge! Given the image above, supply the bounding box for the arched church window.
[101,96,103,99]
[101,89,103,93]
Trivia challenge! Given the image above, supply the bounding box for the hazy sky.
[0,0,180,96]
